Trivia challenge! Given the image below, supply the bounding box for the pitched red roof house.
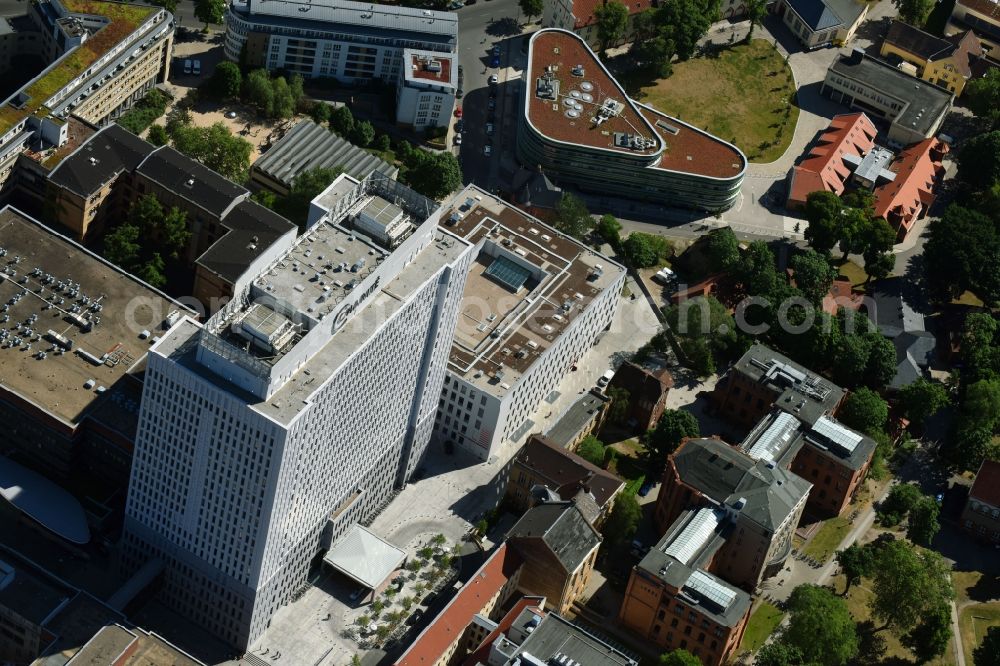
[571,0,653,28]
[395,544,522,666]
[822,277,865,316]
[872,138,948,239]
[786,113,877,209]
[969,459,1000,509]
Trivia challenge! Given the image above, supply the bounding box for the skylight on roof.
[485,255,531,292]
[811,415,863,454]
[685,570,737,611]
[745,411,801,463]
[661,507,721,565]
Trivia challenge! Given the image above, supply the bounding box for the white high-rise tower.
[122,174,474,648]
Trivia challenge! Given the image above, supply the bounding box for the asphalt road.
[453,0,522,189]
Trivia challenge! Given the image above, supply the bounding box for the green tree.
[783,584,859,666]
[892,0,935,24]
[964,378,1000,431]
[790,249,837,306]
[593,0,629,53]
[252,189,277,209]
[838,387,888,436]
[949,418,1000,473]
[194,0,226,27]
[138,252,167,288]
[755,641,807,666]
[974,626,1000,666]
[576,435,607,467]
[644,409,699,474]
[803,191,845,254]
[275,166,344,228]
[243,69,274,116]
[209,61,242,99]
[745,0,767,40]
[147,124,169,147]
[836,543,877,595]
[518,0,544,22]
[704,226,740,270]
[907,496,941,546]
[103,221,141,269]
[879,482,923,525]
[906,601,952,661]
[682,336,716,377]
[658,649,701,666]
[330,105,356,137]
[966,68,1000,123]
[602,492,641,548]
[373,134,392,153]
[735,240,779,297]
[552,193,594,239]
[897,378,949,431]
[870,540,953,635]
[597,213,622,247]
[961,313,1000,383]
[925,205,1000,305]
[351,119,375,147]
[311,101,332,125]
[622,232,672,268]
[400,150,462,199]
[958,131,1000,193]
[606,386,631,425]
[272,76,295,118]
[179,122,252,182]
[655,0,715,61]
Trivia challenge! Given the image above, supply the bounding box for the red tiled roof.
[872,138,946,235]
[637,103,746,179]
[409,54,454,84]
[969,459,1000,508]
[822,277,865,316]
[527,30,659,156]
[461,598,546,666]
[572,0,653,28]
[517,435,625,509]
[786,112,876,207]
[957,0,1000,20]
[395,545,522,666]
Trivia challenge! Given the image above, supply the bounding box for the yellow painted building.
[881,19,985,96]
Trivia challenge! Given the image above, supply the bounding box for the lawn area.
[608,443,647,495]
[837,259,868,290]
[738,601,785,654]
[831,574,955,665]
[628,39,798,163]
[801,515,852,562]
[961,603,1000,664]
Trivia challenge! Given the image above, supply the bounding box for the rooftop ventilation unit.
[571,64,585,76]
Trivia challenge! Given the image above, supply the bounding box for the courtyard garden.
[627,39,798,163]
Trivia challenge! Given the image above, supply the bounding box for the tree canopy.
[906,496,941,546]
[208,61,242,100]
[836,543,877,595]
[602,491,641,549]
[897,378,949,431]
[966,69,1000,124]
[870,539,953,635]
[169,121,253,183]
[644,409,699,475]
[594,0,629,53]
[518,0,544,21]
[790,250,837,306]
[704,226,740,270]
[552,193,594,240]
[658,649,701,666]
[924,204,1000,306]
[397,144,463,200]
[838,387,888,436]
[576,435,607,467]
[103,195,190,289]
[783,584,859,666]
[194,0,226,26]
[622,232,673,268]
[273,166,345,228]
[892,0,934,25]
[958,131,1000,193]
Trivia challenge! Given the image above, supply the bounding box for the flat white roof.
[662,507,720,565]
[812,415,863,453]
[323,524,406,589]
[0,455,89,544]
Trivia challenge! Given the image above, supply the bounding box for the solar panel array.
[485,255,532,292]
[662,508,721,565]
[811,415,863,454]
[685,570,737,611]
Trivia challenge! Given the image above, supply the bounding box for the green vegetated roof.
[0,0,157,136]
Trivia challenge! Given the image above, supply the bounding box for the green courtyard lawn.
[738,601,785,654]
[801,515,852,563]
[629,39,799,163]
[953,570,1000,664]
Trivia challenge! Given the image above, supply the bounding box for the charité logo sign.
[331,275,382,332]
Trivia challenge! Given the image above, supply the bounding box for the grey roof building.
[822,49,954,146]
[48,124,152,198]
[497,610,638,666]
[868,277,936,389]
[136,146,249,219]
[671,437,812,533]
[250,120,397,196]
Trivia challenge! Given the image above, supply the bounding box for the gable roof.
[969,460,1000,508]
[867,276,936,389]
[507,501,602,572]
[516,435,624,509]
[670,438,811,532]
[136,146,249,219]
[873,138,946,227]
[787,113,877,206]
[48,124,153,198]
[610,361,673,403]
[396,544,523,666]
[571,0,652,28]
[786,0,865,31]
[884,20,958,62]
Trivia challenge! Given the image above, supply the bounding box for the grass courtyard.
[953,570,1000,664]
[738,601,785,654]
[627,39,799,163]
